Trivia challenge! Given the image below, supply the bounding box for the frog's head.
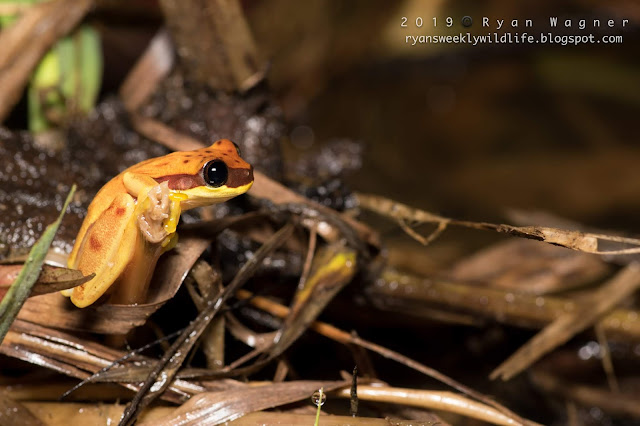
[151,139,254,209]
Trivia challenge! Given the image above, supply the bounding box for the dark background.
[242,0,640,229]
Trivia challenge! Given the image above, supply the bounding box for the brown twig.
[372,268,640,342]
[119,223,295,425]
[297,225,317,290]
[119,30,175,112]
[334,386,537,426]
[594,323,620,393]
[234,289,533,426]
[357,193,640,256]
[491,263,640,380]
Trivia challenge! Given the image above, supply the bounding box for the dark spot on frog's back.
[89,235,102,251]
[183,159,189,164]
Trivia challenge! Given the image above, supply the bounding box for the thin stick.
[357,193,640,256]
[334,386,538,426]
[298,225,318,290]
[119,223,295,425]
[491,263,640,381]
[594,324,620,393]
[234,289,532,426]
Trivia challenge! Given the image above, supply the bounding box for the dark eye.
[203,160,228,187]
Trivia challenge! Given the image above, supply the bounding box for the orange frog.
[64,139,253,307]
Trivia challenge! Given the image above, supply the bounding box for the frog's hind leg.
[108,234,165,305]
[69,193,138,308]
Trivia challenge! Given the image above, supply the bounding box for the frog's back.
[83,174,128,223]
[127,143,249,179]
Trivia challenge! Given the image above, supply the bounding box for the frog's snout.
[243,166,253,181]
[227,165,254,188]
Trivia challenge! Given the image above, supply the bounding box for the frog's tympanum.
[64,139,253,307]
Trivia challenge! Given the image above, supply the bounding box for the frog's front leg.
[123,172,183,245]
[106,173,182,305]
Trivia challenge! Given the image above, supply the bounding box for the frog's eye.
[232,142,242,157]
[203,160,228,187]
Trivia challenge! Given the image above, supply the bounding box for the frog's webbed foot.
[137,181,170,244]
[136,181,184,246]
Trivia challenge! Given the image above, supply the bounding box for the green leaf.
[0,184,76,344]
[28,24,103,133]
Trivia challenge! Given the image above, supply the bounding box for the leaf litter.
[5,12,640,426]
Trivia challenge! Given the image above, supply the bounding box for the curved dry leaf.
[445,239,610,294]
[277,244,357,353]
[139,380,349,426]
[17,237,210,334]
[23,402,174,426]
[199,244,358,378]
[0,319,199,403]
[0,264,92,301]
[17,293,162,334]
[21,404,393,426]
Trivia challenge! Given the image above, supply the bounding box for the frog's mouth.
[171,176,254,211]
[176,182,252,210]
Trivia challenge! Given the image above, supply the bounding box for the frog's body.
[65,139,253,307]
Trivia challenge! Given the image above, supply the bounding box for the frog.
[64,139,254,307]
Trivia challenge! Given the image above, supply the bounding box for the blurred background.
[18,0,640,230]
[4,1,640,424]
[241,0,640,229]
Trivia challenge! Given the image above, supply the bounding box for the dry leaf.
[0,319,200,404]
[139,380,348,426]
[445,239,610,294]
[17,237,210,334]
[0,265,92,300]
[491,263,640,380]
